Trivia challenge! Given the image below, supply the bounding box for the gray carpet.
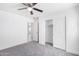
[0,41,77,56]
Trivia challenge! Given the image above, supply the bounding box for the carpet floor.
[0,41,78,56]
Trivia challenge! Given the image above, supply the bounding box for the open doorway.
[45,20,53,46]
[27,22,33,42]
[27,17,39,42]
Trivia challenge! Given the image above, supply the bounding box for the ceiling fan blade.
[18,7,27,10]
[22,3,28,6]
[33,8,43,13]
[32,3,37,6]
[22,3,31,7]
[30,11,33,15]
[28,4,32,7]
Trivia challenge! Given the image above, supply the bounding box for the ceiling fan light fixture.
[28,7,32,11]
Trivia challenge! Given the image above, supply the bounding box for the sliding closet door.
[53,16,65,50]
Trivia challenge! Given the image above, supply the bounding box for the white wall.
[0,10,33,50]
[52,8,79,55]
[39,6,79,55]
[39,19,45,45]
[66,8,79,55]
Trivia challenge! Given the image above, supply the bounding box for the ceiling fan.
[18,3,43,15]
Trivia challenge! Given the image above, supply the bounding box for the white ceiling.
[0,3,77,18]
